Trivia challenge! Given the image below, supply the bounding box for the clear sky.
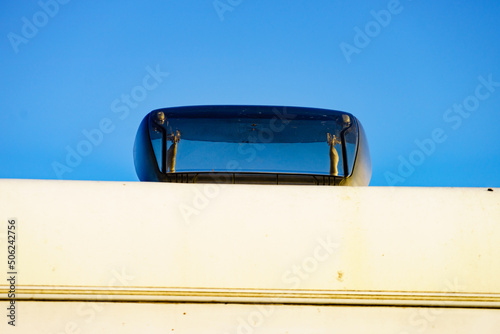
[1,0,499,187]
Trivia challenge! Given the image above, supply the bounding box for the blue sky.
[1,0,499,187]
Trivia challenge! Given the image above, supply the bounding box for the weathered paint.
[0,179,499,331]
[2,301,500,333]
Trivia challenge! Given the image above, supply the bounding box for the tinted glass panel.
[148,106,357,177]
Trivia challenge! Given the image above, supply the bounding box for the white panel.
[0,180,499,307]
[2,301,500,333]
